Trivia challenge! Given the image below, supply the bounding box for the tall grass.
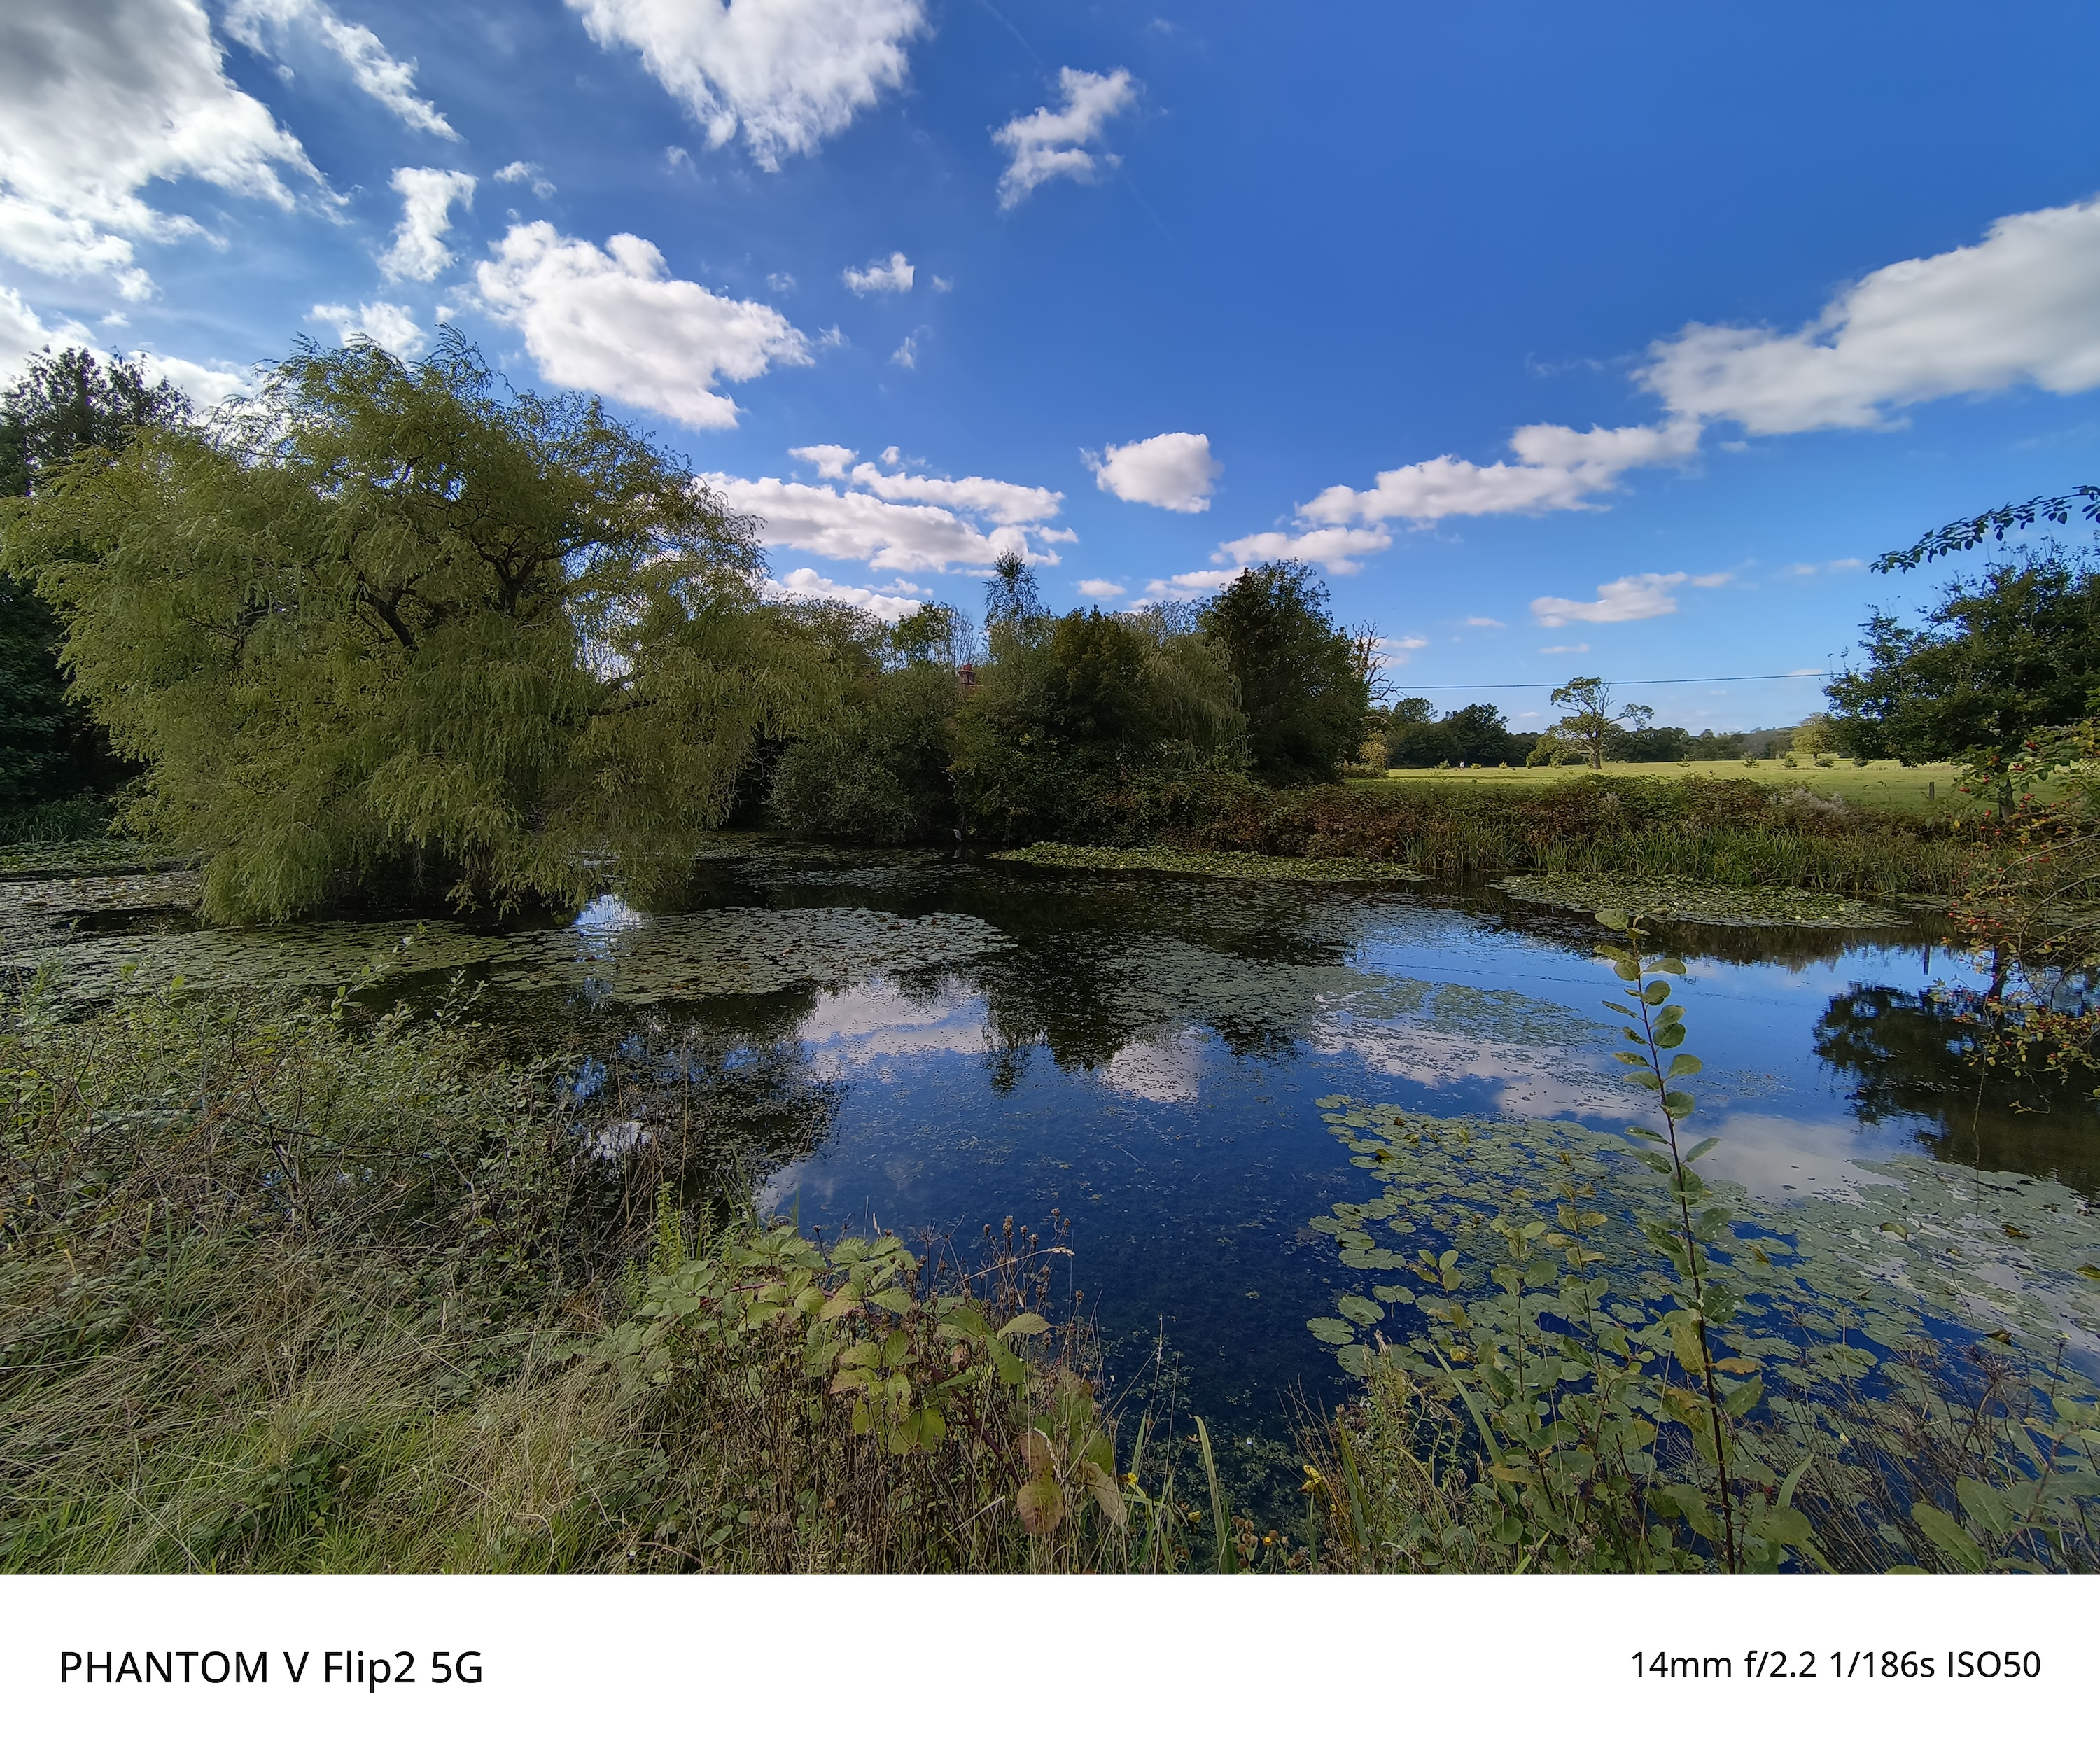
[0,979,1206,1573]
[1155,772,1970,895]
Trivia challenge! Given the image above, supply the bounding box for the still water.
[10,841,2099,1493]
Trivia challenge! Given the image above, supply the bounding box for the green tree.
[1546,676,1653,771]
[1198,561,1368,783]
[1825,548,2100,768]
[983,549,1045,629]
[1388,701,1530,767]
[951,606,1241,842]
[1,347,188,810]
[1,333,832,921]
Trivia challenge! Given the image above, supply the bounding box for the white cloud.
[766,566,930,622]
[1540,643,1590,654]
[1464,615,1506,628]
[1213,525,1392,574]
[890,334,918,369]
[131,348,248,407]
[765,270,795,293]
[843,251,913,295]
[493,160,556,199]
[0,0,324,293]
[1076,579,1124,598]
[1298,419,1700,527]
[993,67,1137,209]
[1530,572,1687,627]
[566,0,926,170]
[476,221,810,428]
[787,445,1061,524]
[708,455,1065,573]
[1827,557,1864,572]
[1380,635,1429,666]
[307,299,425,356]
[0,288,244,405]
[1089,430,1217,512]
[377,167,474,282]
[0,284,93,377]
[223,0,456,137]
[1640,195,2100,433]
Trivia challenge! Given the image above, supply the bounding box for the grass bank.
[0,980,1205,1572]
[1160,771,1970,896]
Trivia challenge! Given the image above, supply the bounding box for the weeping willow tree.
[0,333,833,921]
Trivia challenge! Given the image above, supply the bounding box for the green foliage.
[1546,676,1654,772]
[1199,561,1366,784]
[949,605,1242,843]
[0,334,835,923]
[766,608,963,842]
[1874,485,2100,575]
[1,348,185,809]
[1173,771,1969,895]
[1299,921,2100,1572]
[1826,548,2100,764]
[1385,701,1532,769]
[990,841,1424,883]
[0,971,1192,1573]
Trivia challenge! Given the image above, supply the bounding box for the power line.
[1403,671,1830,690]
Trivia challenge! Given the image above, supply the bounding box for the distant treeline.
[1369,697,1805,769]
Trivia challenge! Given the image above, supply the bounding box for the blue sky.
[6,1,2100,734]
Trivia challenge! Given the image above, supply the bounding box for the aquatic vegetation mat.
[1494,873,1913,927]
[2,905,1010,1005]
[1302,1105,2100,1424]
[993,843,1427,884]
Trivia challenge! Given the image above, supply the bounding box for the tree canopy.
[1198,561,1367,783]
[1825,549,2100,764]
[1,348,190,811]
[1544,676,1652,771]
[0,333,834,919]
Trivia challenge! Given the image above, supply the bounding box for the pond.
[8,841,2099,1512]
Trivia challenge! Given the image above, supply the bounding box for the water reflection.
[1814,983,2100,1193]
[16,840,2099,1467]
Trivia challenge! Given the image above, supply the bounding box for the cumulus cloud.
[377,167,474,282]
[766,566,932,622]
[0,284,94,377]
[1464,616,1506,628]
[307,299,425,356]
[0,288,244,405]
[1256,195,2100,549]
[476,221,810,428]
[1640,195,2100,433]
[1076,579,1124,598]
[1213,525,1392,575]
[1298,419,1700,527]
[223,0,456,137]
[708,449,1065,573]
[1088,431,1217,512]
[0,0,324,295]
[993,67,1137,209]
[566,0,926,169]
[890,333,918,369]
[1540,643,1590,654]
[786,445,1060,525]
[494,160,556,199]
[843,251,913,295]
[1530,572,1692,627]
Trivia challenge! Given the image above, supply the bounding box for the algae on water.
[993,843,1427,884]
[1494,873,1912,928]
[1,897,1011,1005]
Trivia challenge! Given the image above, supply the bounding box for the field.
[1358,758,1976,817]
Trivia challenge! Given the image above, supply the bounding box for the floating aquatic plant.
[992,843,1427,884]
[1494,873,1912,928]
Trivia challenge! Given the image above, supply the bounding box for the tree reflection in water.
[1814,982,2100,1194]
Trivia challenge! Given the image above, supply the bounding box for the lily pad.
[1494,874,1911,928]
[992,843,1427,884]
[1307,1315,1357,1346]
